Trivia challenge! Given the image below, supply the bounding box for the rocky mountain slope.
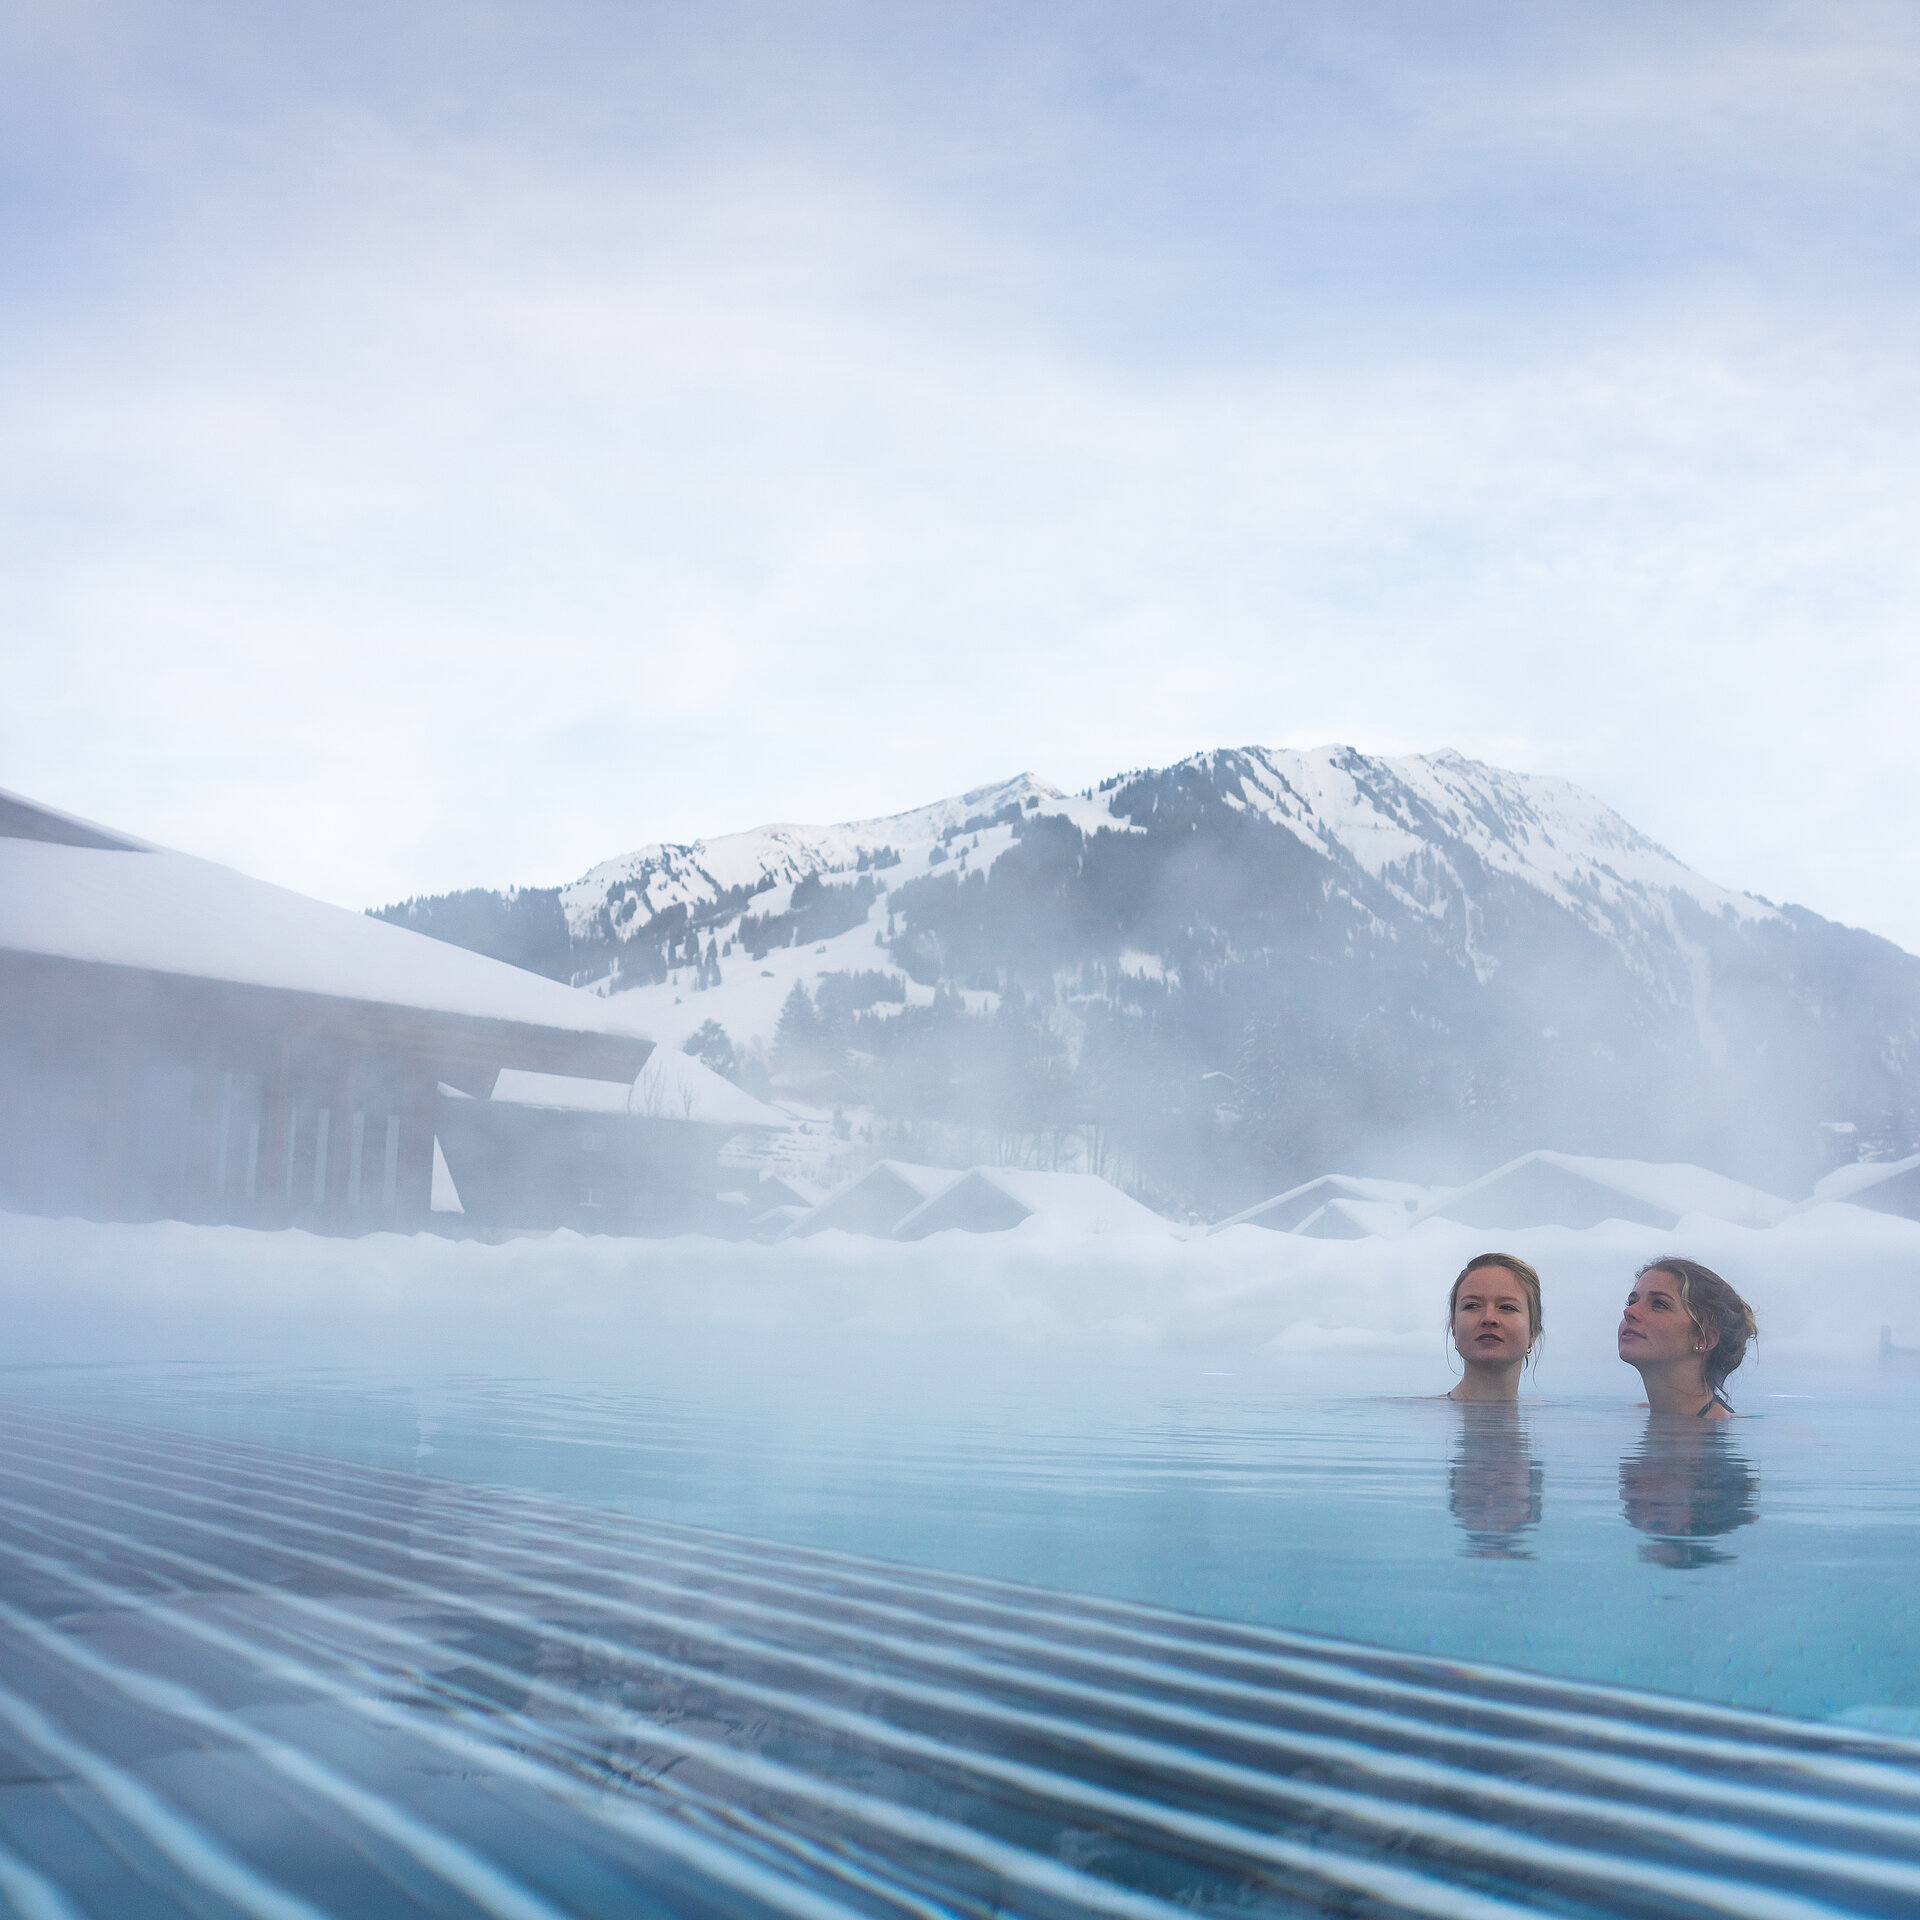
[374,746,1920,1206]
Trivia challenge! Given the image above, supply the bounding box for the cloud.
[1,2,1918,946]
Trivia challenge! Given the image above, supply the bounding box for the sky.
[2,1,1918,947]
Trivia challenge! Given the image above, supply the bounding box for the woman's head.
[1448,1254,1542,1369]
[1627,1258,1756,1395]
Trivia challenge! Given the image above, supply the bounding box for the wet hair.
[1636,1258,1757,1397]
[1448,1253,1543,1349]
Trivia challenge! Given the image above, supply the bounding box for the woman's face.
[1617,1270,1700,1368]
[1452,1268,1534,1366]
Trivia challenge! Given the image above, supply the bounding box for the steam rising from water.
[0,1205,1904,1394]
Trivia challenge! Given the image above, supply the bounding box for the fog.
[361,748,1920,1219]
[0,1202,1901,1394]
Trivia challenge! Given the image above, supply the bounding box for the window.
[283,1105,331,1207]
[212,1071,264,1203]
[350,1110,401,1210]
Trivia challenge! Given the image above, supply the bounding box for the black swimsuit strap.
[1696,1391,1733,1417]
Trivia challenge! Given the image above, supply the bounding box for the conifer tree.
[774,983,821,1070]
[682,1020,738,1081]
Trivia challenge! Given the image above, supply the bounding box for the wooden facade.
[0,949,651,1234]
[435,1097,747,1237]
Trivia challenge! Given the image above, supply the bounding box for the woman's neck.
[1450,1358,1523,1402]
[1633,1355,1713,1416]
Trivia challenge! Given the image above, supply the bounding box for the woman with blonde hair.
[1443,1253,1542,1402]
[1617,1257,1757,1419]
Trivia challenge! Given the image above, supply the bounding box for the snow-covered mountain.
[558,771,1100,956]
[560,748,1770,993]
[1193,746,1774,973]
[376,746,1920,1203]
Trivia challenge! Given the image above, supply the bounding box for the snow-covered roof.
[489,1052,787,1129]
[486,1071,637,1113]
[0,836,659,1046]
[754,1173,825,1209]
[781,1160,961,1239]
[893,1167,1178,1240]
[748,1202,813,1239]
[1291,1196,1426,1239]
[1812,1153,1920,1204]
[1807,1153,1920,1221]
[1424,1152,1789,1232]
[0,787,153,852]
[1214,1174,1431,1234]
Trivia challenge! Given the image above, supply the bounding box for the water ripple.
[0,1407,1917,1916]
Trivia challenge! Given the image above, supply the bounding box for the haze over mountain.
[375,746,1920,1209]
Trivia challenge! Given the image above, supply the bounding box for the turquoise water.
[16,1361,1917,1724]
[4,1360,1920,1916]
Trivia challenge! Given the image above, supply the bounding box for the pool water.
[2,1361,1918,1916]
[24,1360,1917,1721]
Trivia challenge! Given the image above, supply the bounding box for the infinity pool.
[2,1361,1917,1916]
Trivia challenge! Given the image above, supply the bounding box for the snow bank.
[1,1204,1911,1392]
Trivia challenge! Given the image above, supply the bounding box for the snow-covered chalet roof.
[1213,1173,1433,1234]
[893,1168,1178,1240]
[0,827,657,1048]
[780,1160,960,1239]
[490,1052,787,1129]
[1811,1153,1920,1204]
[1422,1151,1789,1232]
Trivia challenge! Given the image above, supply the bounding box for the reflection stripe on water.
[15,1410,1916,1801]
[7,1429,1914,1917]
[0,1460,1545,1920]
[0,1418,1542,1920]
[0,1409,1916,1919]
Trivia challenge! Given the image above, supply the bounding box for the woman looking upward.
[1444,1254,1542,1402]
[1617,1258,1757,1419]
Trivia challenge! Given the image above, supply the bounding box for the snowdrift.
[1,1203,1911,1392]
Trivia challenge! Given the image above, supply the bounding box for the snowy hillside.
[559,772,1114,973]
[560,775,1075,1043]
